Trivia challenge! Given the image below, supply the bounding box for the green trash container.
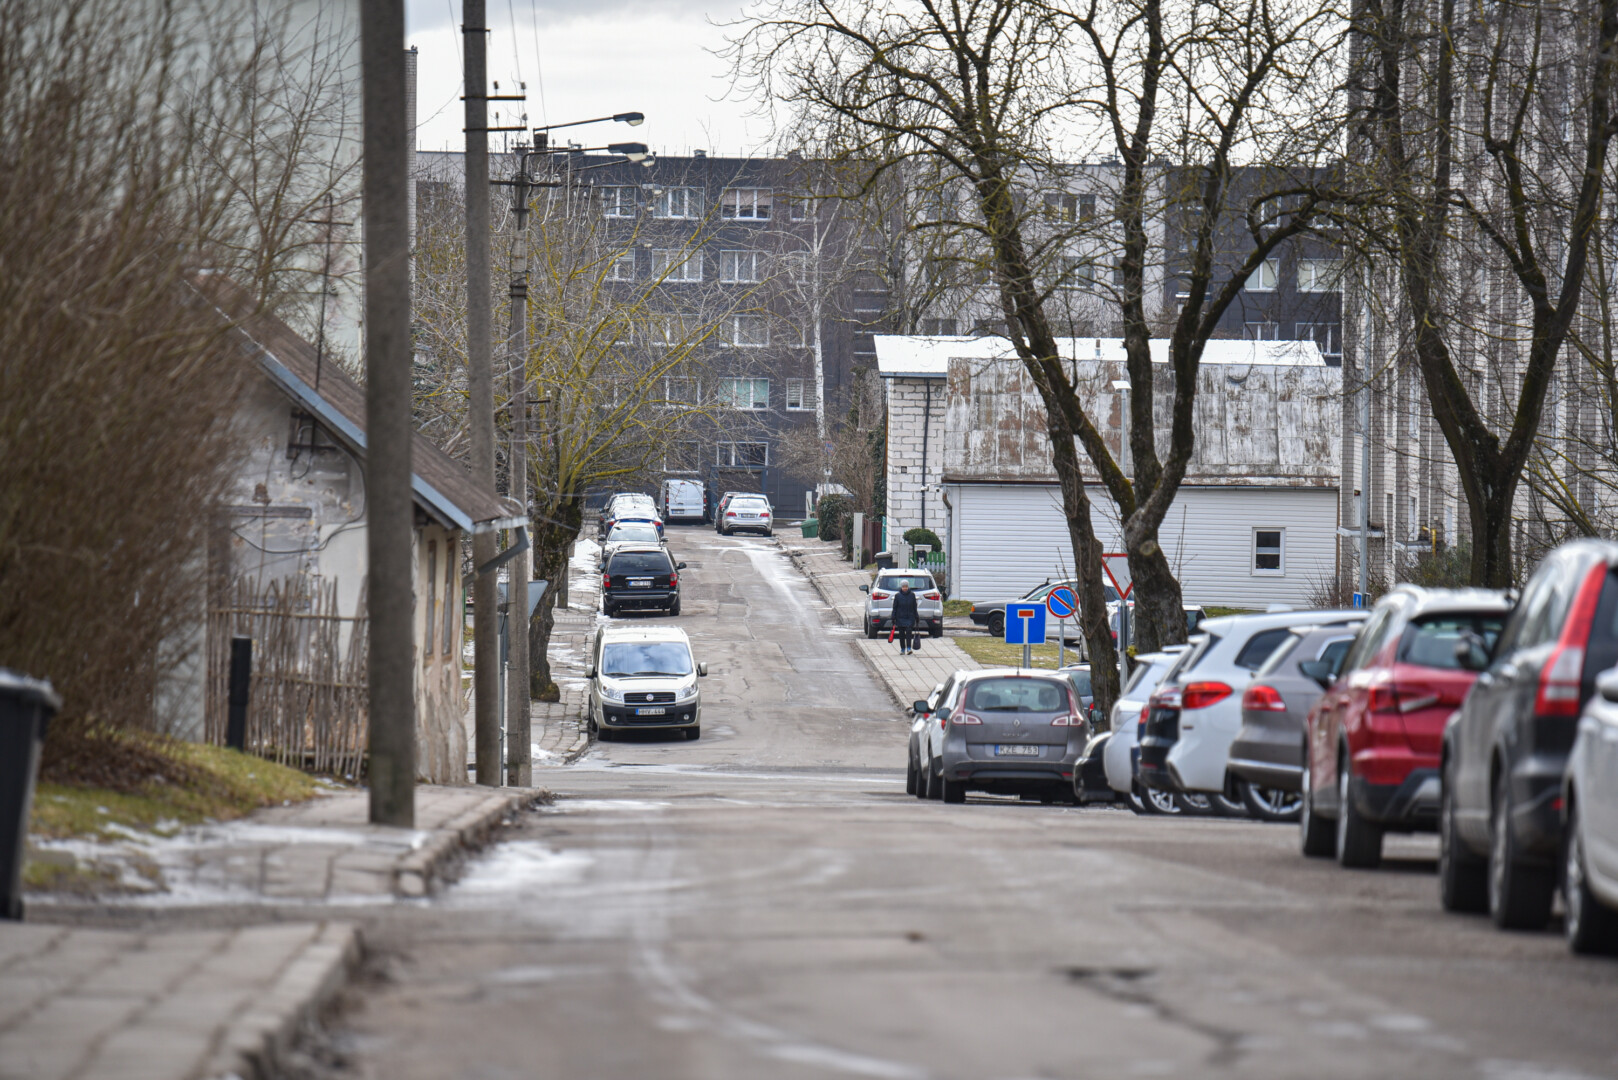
[800,518,819,539]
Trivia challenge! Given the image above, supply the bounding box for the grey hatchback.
[919,669,1090,804]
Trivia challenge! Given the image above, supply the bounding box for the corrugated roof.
[190,276,522,535]
[874,334,1324,378]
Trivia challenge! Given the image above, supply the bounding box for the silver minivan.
[585,626,707,741]
[860,569,944,639]
[916,669,1090,804]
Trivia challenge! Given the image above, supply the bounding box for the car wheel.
[1127,786,1155,815]
[1143,786,1181,814]
[987,612,1005,637]
[1337,749,1383,869]
[597,726,614,742]
[684,726,700,741]
[1211,793,1249,818]
[928,759,944,801]
[865,621,877,639]
[1565,798,1618,954]
[941,775,967,804]
[603,601,616,618]
[1243,781,1304,824]
[1439,759,1489,912]
[1299,763,1335,857]
[1489,769,1555,929]
[669,598,681,616]
[929,621,943,638]
[1175,792,1214,815]
[905,752,919,796]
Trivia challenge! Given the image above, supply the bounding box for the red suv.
[1300,586,1511,868]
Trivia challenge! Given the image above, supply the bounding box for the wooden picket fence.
[206,576,369,776]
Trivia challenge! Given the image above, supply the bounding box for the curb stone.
[397,789,543,897]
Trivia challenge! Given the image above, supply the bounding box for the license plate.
[629,578,652,587]
[995,744,1040,757]
[636,707,666,716]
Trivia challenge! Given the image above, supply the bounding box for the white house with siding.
[877,335,1342,607]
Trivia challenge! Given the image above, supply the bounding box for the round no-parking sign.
[1046,585,1078,620]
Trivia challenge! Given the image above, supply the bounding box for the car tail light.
[1537,645,1586,716]
[952,712,984,725]
[761,512,771,519]
[726,511,737,517]
[923,591,941,600]
[669,571,679,588]
[1051,713,1086,726]
[1242,684,1286,712]
[601,573,611,589]
[872,591,890,600]
[1180,681,1232,710]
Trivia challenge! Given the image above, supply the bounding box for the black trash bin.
[0,669,60,920]
[874,551,896,570]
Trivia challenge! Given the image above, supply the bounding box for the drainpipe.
[920,379,933,536]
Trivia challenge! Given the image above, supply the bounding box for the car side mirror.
[859,584,869,593]
[676,561,687,570]
[934,706,952,722]
[1298,658,1335,690]
[585,663,597,678]
[697,662,708,677]
[1599,668,1618,703]
[912,700,930,714]
[1454,631,1491,672]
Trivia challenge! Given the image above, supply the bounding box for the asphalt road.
[339,527,1618,1080]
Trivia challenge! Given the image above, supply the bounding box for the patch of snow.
[446,841,592,898]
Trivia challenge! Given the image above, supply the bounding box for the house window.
[1296,322,1341,363]
[442,541,456,655]
[1045,193,1078,222]
[720,250,763,283]
[718,441,769,467]
[790,199,809,222]
[608,252,635,281]
[1245,260,1279,292]
[718,377,770,409]
[725,314,769,348]
[600,186,637,218]
[785,379,812,410]
[1253,528,1285,574]
[425,541,437,658]
[651,249,703,283]
[1079,193,1097,221]
[654,187,702,219]
[1058,255,1094,290]
[920,318,958,335]
[1243,321,1279,340]
[1297,259,1342,292]
[664,376,700,404]
[721,187,772,220]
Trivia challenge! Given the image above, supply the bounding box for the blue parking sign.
[1004,603,1048,645]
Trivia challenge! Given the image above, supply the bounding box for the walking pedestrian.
[891,580,919,655]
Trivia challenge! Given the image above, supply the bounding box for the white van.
[661,479,705,524]
[585,625,707,740]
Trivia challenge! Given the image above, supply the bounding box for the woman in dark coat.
[891,580,920,655]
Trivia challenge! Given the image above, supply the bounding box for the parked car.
[1228,621,1364,822]
[713,491,772,532]
[718,494,774,536]
[862,570,945,639]
[1102,647,1190,813]
[600,493,663,540]
[969,579,1111,641]
[601,546,685,617]
[1057,663,1098,722]
[907,680,952,797]
[584,625,706,741]
[1138,609,1360,797]
[1073,731,1115,804]
[915,669,1091,804]
[1298,588,1508,867]
[660,479,705,524]
[1110,602,1209,647]
[599,522,667,568]
[1561,669,1618,953]
[1442,539,1618,929]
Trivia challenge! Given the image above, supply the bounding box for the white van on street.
[661,479,706,524]
[585,625,707,740]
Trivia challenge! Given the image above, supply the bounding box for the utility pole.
[360,0,414,825]
[504,146,534,787]
[464,0,501,786]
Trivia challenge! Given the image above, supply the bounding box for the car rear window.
[1254,632,1305,678]
[1177,634,1220,674]
[608,552,671,575]
[964,677,1068,712]
[878,575,932,591]
[1398,613,1506,669]
[1064,669,1092,697]
[1233,627,1293,671]
[608,525,661,543]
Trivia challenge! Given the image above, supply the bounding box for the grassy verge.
[1204,606,1263,618]
[942,599,973,617]
[953,635,1084,670]
[29,741,324,842]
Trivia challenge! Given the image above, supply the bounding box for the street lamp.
[531,112,644,136]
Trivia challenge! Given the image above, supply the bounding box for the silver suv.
[860,570,944,639]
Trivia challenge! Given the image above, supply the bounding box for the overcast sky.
[406,0,773,157]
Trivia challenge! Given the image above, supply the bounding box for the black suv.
[1442,539,1618,929]
[602,547,685,617]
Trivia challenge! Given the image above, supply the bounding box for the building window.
[1243,321,1279,340]
[1245,260,1279,292]
[920,318,958,335]
[719,250,763,283]
[725,314,769,348]
[1045,193,1078,222]
[664,376,700,404]
[1058,255,1094,290]
[721,187,772,220]
[651,249,703,283]
[785,379,812,410]
[718,377,770,410]
[1297,259,1342,292]
[1079,192,1097,221]
[790,198,809,222]
[1253,528,1285,574]
[425,541,437,658]
[608,252,635,281]
[718,441,769,467]
[654,187,702,219]
[665,440,704,472]
[1296,322,1341,363]
[600,186,637,218]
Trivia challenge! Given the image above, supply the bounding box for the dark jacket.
[891,588,920,627]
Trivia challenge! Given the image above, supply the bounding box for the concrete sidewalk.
[0,921,356,1080]
[781,535,870,629]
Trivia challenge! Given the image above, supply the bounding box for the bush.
[903,527,943,551]
[816,494,851,541]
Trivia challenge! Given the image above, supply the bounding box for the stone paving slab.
[0,921,357,1080]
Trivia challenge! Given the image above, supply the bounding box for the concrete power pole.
[464,0,501,787]
[504,151,533,787]
[360,0,415,825]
